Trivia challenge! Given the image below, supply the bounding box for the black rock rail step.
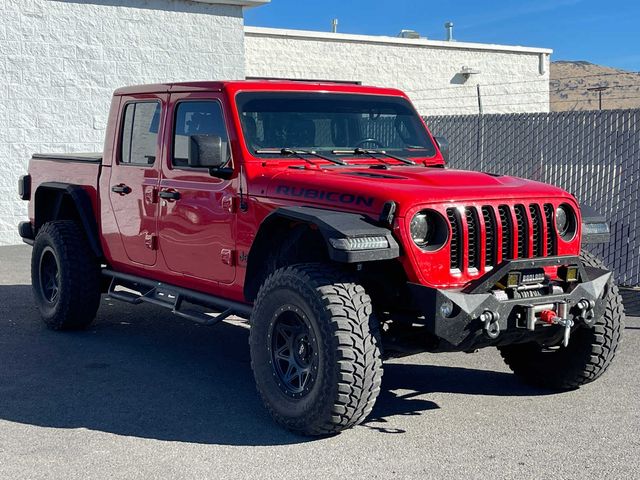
[103,269,252,326]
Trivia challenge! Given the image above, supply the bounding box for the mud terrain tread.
[32,220,101,330]
[249,263,383,435]
[499,251,624,390]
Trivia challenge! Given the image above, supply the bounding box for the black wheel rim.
[269,306,319,399]
[39,247,60,304]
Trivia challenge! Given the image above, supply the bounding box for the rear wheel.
[249,263,383,435]
[499,251,624,390]
[31,220,101,330]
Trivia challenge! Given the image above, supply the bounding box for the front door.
[109,96,165,266]
[157,93,237,284]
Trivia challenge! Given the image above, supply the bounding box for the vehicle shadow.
[363,354,553,433]
[0,284,550,445]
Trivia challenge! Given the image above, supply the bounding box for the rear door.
[157,92,237,284]
[109,95,166,266]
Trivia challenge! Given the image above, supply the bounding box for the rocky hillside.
[550,61,640,111]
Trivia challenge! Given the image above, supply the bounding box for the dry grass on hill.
[551,61,640,111]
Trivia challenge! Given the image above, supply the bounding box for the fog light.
[559,265,579,282]
[497,271,522,289]
[440,300,454,318]
[506,272,521,288]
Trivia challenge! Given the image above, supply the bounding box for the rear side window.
[120,102,161,165]
[173,101,229,167]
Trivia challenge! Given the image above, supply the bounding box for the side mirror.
[188,135,227,169]
[434,136,449,163]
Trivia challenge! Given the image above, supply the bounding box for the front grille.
[481,206,497,268]
[543,203,557,255]
[465,208,480,271]
[446,208,462,271]
[514,204,528,258]
[448,202,558,273]
[530,204,544,257]
[498,205,513,260]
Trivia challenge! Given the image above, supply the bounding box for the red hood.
[260,165,574,217]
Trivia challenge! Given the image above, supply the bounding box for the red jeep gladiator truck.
[18,80,624,435]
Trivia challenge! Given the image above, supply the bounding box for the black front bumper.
[408,256,611,351]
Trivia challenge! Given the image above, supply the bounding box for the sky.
[245,0,640,71]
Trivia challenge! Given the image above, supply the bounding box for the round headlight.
[555,204,576,240]
[410,212,432,246]
[409,210,448,250]
[555,206,568,235]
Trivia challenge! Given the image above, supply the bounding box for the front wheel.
[249,264,383,435]
[499,251,625,390]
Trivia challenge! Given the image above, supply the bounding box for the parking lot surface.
[0,244,638,479]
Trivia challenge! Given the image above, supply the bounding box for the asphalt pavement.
[0,244,638,479]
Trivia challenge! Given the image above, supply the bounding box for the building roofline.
[191,0,269,7]
[244,26,553,55]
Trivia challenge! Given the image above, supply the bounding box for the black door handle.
[159,190,181,201]
[112,184,131,195]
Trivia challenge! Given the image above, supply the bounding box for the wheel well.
[244,215,410,306]
[35,189,80,230]
[244,218,330,302]
[34,185,102,258]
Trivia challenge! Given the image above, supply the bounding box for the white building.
[0,0,552,245]
[245,27,551,116]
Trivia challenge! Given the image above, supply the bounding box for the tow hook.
[480,311,501,339]
[540,310,574,347]
[576,299,596,326]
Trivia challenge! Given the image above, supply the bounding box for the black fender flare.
[579,203,610,245]
[34,182,103,258]
[258,206,400,263]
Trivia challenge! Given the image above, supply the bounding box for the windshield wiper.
[255,148,347,166]
[332,148,416,166]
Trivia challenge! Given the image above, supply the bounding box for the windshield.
[237,92,436,158]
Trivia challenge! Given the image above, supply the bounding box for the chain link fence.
[424,109,640,287]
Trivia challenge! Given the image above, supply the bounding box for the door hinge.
[221,195,235,213]
[220,248,235,266]
[145,187,159,204]
[145,233,158,250]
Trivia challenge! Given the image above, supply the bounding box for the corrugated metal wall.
[424,109,640,286]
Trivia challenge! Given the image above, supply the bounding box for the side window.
[120,102,161,166]
[173,101,230,167]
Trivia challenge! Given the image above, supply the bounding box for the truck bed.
[26,153,103,233]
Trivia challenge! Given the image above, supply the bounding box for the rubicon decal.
[276,186,374,207]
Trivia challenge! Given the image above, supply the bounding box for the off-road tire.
[499,250,624,390]
[31,220,101,330]
[249,263,383,435]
